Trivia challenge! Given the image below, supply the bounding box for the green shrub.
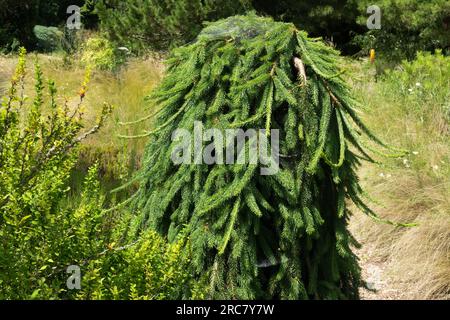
[0,48,110,298]
[80,36,123,71]
[0,0,86,51]
[73,228,207,300]
[0,49,202,299]
[33,25,65,52]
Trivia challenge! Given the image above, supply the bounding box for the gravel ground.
[356,244,403,300]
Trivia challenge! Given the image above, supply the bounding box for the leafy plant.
[0,47,110,298]
[80,36,123,71]
[33,25,65,52]
[0,48,111,224]
[73,227,207,300]
[0,49,202,299]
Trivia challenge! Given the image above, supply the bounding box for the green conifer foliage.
[93,0,250,52]
[122,15,401,299]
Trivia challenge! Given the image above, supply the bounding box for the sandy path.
[355,243,403,300]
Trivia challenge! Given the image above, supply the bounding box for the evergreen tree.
[252,0,364,54]
[121,15,404,299]
[92,0,251,53]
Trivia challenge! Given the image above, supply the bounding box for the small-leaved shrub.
[0,49,203,299]
[81,36,123,71]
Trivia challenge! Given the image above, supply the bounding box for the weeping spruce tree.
[121,15,403,299]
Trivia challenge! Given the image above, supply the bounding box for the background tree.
[90,0,364,54]
[352,0,450,63]
[91,0,251,53]
[0,0,86,51]
[252,0,363,54]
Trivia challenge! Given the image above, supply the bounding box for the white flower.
[412,151,419,155]
[403,158,410,168]
[408,88,413,92]
[432,165,439,171]
[415,82,421,87]
[379,173,385,177]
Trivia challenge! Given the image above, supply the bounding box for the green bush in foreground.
[123,15,406,299]
[0,49,203,299]
[0,48,108,298]
[74,225,207,300]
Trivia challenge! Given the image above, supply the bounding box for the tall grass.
[346,52,450,299]
[0,53,163,189]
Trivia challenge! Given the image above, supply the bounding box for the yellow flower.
[370,49,376,64]
[79,88,86,98]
